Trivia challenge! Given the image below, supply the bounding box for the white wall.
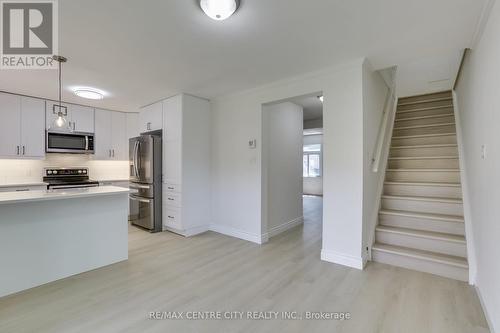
[362,61,391,257]
[304,118,323,129]
[210,58,367,268]
[262,102,303,238]
[454,1,500,330]
[0,155,129,184]
[303,134,323,196]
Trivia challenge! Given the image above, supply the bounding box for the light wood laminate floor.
[0,196,489,332]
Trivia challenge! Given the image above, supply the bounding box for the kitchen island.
[0,186,129,297]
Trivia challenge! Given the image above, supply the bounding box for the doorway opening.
[261,92,324,243]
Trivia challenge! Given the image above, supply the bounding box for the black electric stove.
[43,168,100,190]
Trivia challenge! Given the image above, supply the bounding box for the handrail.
[453,48,471,91]
[372,69,397,173]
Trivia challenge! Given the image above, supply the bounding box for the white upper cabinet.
[0,93,21,157]
[94,108,128,160]
[20,97,46,158]
[111,111,128,160]
[0,92,45,158]
[139,101,162,133]
[70,105,94,133]
[126,112,140,139]
[94,109,112,160]
[46,101,94,133]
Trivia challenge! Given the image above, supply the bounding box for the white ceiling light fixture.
[200,0,240,21]
[73,87,105,100]
[318,96,324,103]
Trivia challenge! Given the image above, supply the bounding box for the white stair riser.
[388,158,459,169]
[382,198,463,215]
[386,170,461,183]
[398,99,453,111]
[379,213,465,235]
[375,230,467,257]
[396,107,454,120]
[398,92,452,105]
[395,115,455,127]
[392,135,457,147]
[384,184,462,199]
[371,250,468,282]
[393,124,456,137]
[390,146,458,157]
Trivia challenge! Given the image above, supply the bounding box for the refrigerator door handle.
[133,140,139,177]
[129,195,151,204]
[130,183,151,190]
[135,141,141,177]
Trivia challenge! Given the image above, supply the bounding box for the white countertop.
[0,186,129,205]
[0,181,48,188]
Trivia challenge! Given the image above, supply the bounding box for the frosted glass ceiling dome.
[200,0,240,21]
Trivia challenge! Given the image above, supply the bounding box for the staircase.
[372,91,469,282]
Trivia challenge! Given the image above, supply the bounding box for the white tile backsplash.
[0,155,128,184]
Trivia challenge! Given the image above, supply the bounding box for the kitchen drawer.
[163,207,182,230]
[163,182,181,193]
[164,191,182,208]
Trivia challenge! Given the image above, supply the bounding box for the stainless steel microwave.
[46,131,95,154]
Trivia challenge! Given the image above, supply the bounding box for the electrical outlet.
[248,139,257,149]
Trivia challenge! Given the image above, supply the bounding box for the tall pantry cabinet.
[162,94,211,236]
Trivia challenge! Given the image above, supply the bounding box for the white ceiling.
[0,0,488,111]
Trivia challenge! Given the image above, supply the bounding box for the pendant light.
[50,55,71,131]
[200,0,240,21]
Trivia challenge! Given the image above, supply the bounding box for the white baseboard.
[475,285,496,333]
[265,216,304,239]
[321,249,364,270]
[209,224,265,244]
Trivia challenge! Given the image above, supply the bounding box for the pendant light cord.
[58,59,62,106]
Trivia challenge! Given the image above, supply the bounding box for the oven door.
[129,195,155,230]
[46,131,94,154]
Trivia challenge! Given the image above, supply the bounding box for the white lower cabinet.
[163,204,182,231]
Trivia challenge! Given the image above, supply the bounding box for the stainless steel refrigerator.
[129,133,162,232]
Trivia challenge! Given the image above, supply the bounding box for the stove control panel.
[44,168,89,177]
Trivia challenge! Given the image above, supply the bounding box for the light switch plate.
[248,139,257,149]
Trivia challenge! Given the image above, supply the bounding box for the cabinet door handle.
[16,146,19,155]
[73,122,76,130]
[168,216,174,219]
[22,146,25,155]
[112,149,115,157]
[168,198,174,201]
